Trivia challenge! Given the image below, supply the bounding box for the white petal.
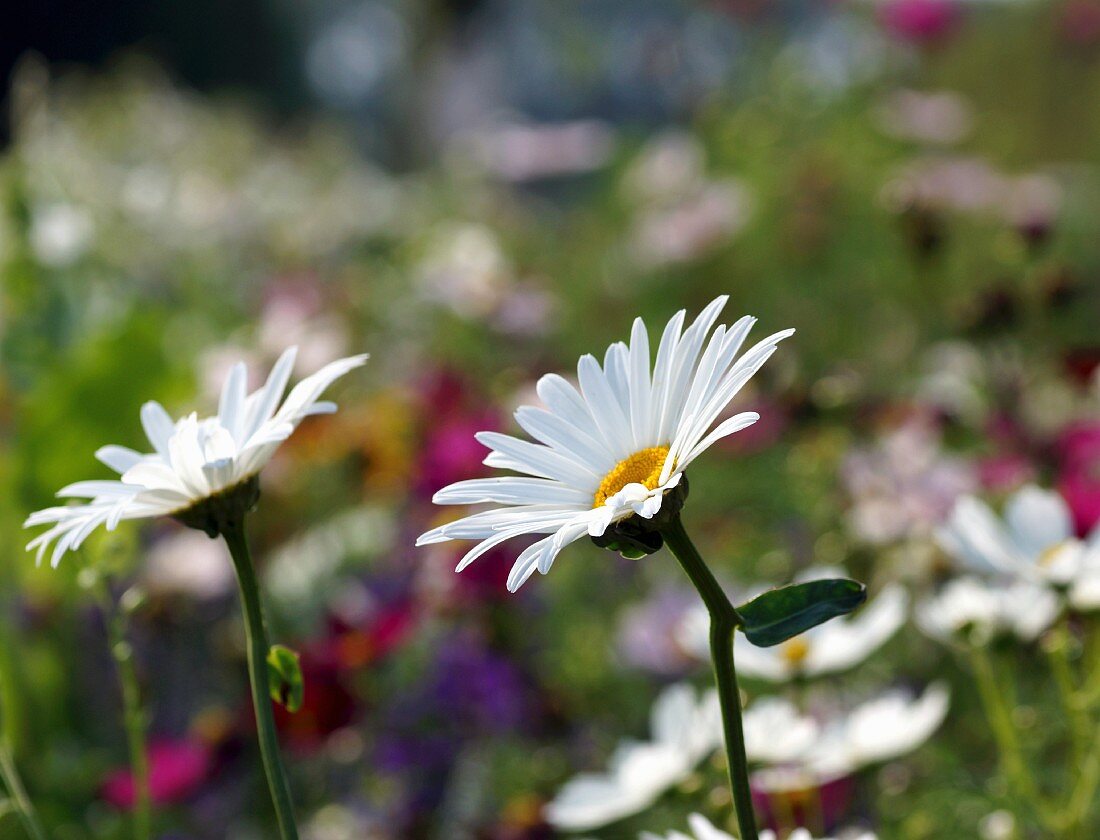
[95,445,145,474]
[140,401,176,459]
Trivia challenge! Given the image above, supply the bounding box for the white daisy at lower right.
[640,813,877,840]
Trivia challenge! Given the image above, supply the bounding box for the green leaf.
[736,579,867,647]
[267,645,304,713]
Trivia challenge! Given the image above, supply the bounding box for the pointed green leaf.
[736,578,867,647]
[267,644,304,713]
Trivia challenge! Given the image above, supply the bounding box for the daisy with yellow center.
[417,295,794,591]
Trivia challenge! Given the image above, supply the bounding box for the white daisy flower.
[807,683,951,778]
[938,485,1100,610]
[24,346,369,566]
[640,812,877,840]
[544,683,722,831]
[742,697,821,765]
[917,576,1059,644]
[417,296,794,591]
[678,581,908,682]
[747,684,948,792]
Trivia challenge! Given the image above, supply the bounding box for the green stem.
[94,581,150,840]
[1046,623,1089,772]
[661,516,758,840]
[1066,722,1100,828]
[0,740,46,840]
[969,646,1058,831]
[221,520,299,840]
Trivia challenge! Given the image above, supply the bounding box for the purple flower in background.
[616,586,698,676]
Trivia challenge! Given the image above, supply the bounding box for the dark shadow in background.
[0,0,308,144]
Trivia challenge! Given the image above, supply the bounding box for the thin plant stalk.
[93,579,150,840]
[968,645,1060,832]
[1046,622,1089,772]
[662,516,758,840]
[0,740,46,840]
[221,519,299,840]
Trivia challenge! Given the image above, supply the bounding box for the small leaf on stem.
[737,578,866,647]
[267,645,304,713]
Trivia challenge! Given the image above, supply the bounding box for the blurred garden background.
[3,1,1100,838]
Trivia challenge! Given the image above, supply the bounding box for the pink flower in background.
[102,739,213,808]
[1058,423,1100,536]
[977,453,1035,494]
[843,413,976,544]
[877,0,960,46]
[1062,2,1100,46]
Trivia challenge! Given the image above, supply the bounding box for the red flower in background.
[272,655,358,753]
[101,739,213,809]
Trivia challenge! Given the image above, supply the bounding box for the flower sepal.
[592,477,690,559]
[737,578,867,647]
[173,475,261,538]
[591,523,664,560]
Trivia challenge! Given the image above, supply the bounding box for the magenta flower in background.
[751,773,855,835]
[1058,422,1100,536]
[102,739,213,809]
[413,371,501,500]
[877,0,960,46]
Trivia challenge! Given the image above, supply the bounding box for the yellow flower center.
[1039,541,1071,568]
[593,446,671,508]
[780,637,811,667]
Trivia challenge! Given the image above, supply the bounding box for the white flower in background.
[641,812,876,840]
[808,683,950,778]
[918,576,1060,643]
[842,415,976,544]
[631,181,753,268]
[416,223,511,319]
[29,203,93,267]
[460,118,616,182]
[418,296,793,591]
[874,89,973,146]
[544,683,721,831]
[742,697,820,765]
[752,684,949,792]
[679,582,908,682]
[142,529,235,600]
[938,485,1100,610]
[24,347,369,566]
[622,131,707,204]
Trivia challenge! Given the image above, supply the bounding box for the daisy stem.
[662,516,758,840]
[93,579,150,840]
[221,520,299,840]
[0,739,46,840]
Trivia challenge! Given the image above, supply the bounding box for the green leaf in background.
[737,579,866,647]
[266,645,304,713]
